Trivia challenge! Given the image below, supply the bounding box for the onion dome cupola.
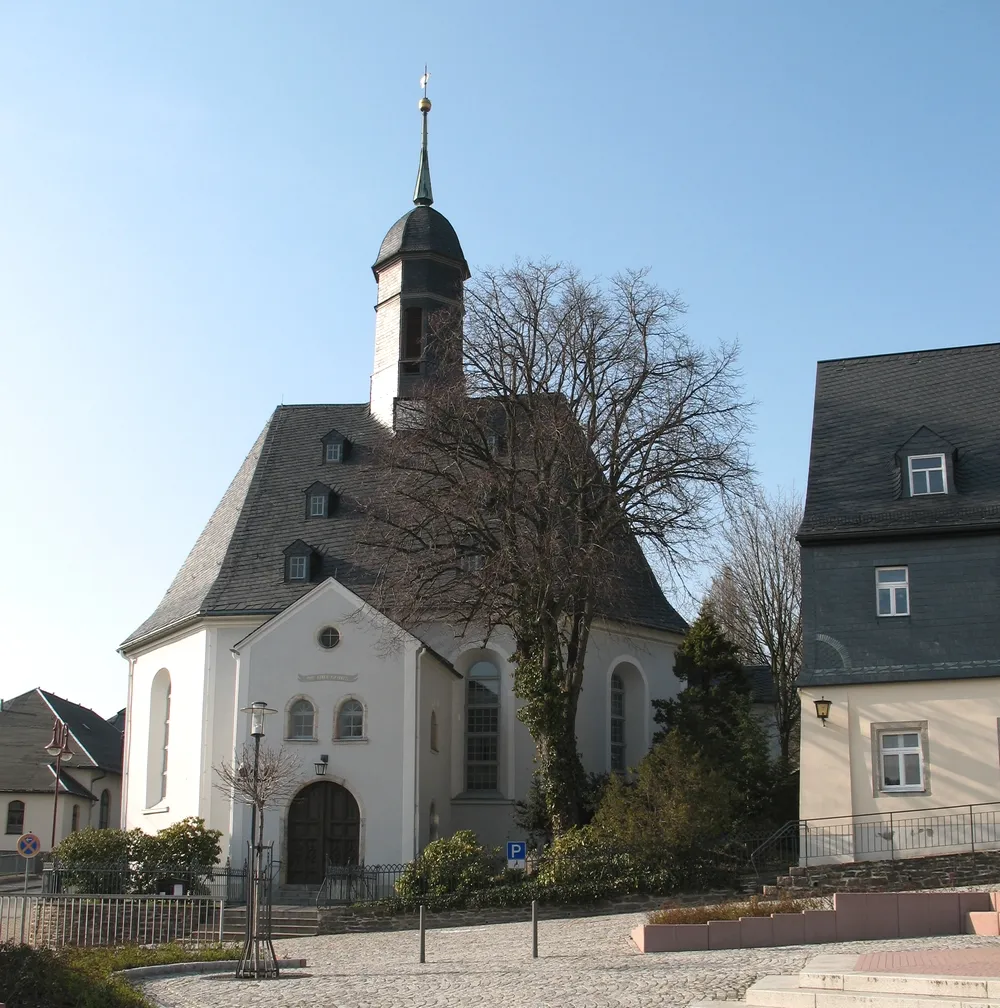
[370,74,469,429]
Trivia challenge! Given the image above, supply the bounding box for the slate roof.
[373,206,469,277]
[744,664,776,705]
[123,404,688,649]
[0,689,122,795]
[800,343,1000,540]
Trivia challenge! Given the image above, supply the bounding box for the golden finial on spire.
[419,66,431,113]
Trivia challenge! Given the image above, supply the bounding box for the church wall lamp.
[814,697,832,725]
[314,754,330,776]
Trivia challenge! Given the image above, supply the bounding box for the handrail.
[801,800,1000,828]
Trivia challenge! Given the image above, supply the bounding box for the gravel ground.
[137,911,1000,1008]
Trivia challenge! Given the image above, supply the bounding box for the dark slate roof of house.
[744,664,776,705]
[800,343,1000,540]
[0,689,121,795]
[123,404,688,648]
[373,206,468,276]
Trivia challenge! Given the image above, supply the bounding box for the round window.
[318,626,341,649]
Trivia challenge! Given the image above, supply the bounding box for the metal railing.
[317,862,407,905]
[0,894,226,948]
[41,862,248,903]
[0,851,44,876]
[800,801,1000,865]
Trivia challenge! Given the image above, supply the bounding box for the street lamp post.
[237,701,279,980]
[44,719,74,850]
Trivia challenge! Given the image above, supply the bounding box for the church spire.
[413,68,433,206]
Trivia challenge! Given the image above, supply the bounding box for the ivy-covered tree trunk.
[512,610,589,833]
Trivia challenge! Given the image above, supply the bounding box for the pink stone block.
[967,911,1000,936]
[632,925,673,952]
[989,892,1000,912]
[708,919,742,950]
[865,893,901,939]
[833,893,871,941]
[673,924,709,951]
[924,892,960,935]
[739,915,775,948]
[898,892,930,938]
[771,912,806,946]
[960,891,992,916]
[803,910,838,944]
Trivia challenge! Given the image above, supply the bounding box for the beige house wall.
[800,679,1000,863]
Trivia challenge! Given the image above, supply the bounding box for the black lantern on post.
[314,754,329,776]
[237,700,278,980]
[814,697,832,725]
[44,719,74,849]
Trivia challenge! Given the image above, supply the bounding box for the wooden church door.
[286,781,361,884]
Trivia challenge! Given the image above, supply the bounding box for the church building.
[119,92,687,883]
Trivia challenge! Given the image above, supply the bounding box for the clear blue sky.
[1,1,997,716]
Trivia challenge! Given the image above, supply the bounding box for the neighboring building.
[745,664,782,760]
[118,95,687,882]
[797,342,1000,861]
[0,689,124,851]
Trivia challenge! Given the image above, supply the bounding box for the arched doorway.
[286,781,361,884]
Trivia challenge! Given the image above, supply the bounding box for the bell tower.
[370,76,469,429]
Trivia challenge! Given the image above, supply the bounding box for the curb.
[115,958,308,981]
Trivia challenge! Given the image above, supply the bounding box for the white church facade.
[119,96,687,883]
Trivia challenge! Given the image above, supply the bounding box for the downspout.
[121,654,136,828]
[414,645,424,858]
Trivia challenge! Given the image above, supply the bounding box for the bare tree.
[214,743,303,812]
[365,261,752,834]
[707,489,803,765]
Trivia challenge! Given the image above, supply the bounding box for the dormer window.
[908,454,947,496]
[320,429,349,465]
[283,540,317,582]
[304,482,336,519]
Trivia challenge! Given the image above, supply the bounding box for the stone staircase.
[191,903,320,941]
[690,953,1000,1008]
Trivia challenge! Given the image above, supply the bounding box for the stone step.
[745,975,1000,1008]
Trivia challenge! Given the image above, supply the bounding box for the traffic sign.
[506,840,526,869]
[17,833,40,859]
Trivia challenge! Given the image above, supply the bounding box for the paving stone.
[137,912,1000,1008]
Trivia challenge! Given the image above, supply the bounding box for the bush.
[52,817,223,895]
[394,830,506,900]
[647,896,824,925]
[0,941,237,1008]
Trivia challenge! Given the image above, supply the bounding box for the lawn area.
[0,941,239,1008]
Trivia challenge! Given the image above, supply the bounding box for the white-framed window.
[430,710,439,753]
[610,672,625,772]
[71,804,80,832]
[908,454,947,496]
[337,699,365,739]
[326,442,343,462]
[309,494,328,517]
[288,555,308,580]
[288,698,316,739]
[466,661,500,791]
[460,553,484,573]
[99,789,111,829]
[879,731,924,791]
[318,626,341,649]
[160,684,171,801]
[876,566,910,616]
[428,800,439,843]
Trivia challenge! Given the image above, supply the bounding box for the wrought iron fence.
[41,862,248,903]
[0,851,44,877]
[800,802,1000,864]
[0,894,226,948]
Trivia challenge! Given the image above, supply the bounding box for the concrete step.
[745,975,1000,1008]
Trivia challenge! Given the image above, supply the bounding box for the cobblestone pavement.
[138,914,1000,1008]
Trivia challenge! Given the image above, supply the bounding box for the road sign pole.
[531,899,538,958]
[23,857,29,894]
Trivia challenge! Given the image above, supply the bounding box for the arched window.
[428,800,439,843]
[430,710,439,752]
[288,699,316,740]
[466,661,500,791]
[146,669,171,807]
[337,699,364,739]
[610,672,625,771]
[71,804,80,832]
[99,789,111,829]
[5,800,24,835]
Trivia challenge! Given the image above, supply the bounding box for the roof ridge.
[819,341,1000,366]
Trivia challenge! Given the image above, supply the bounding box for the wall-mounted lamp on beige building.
[814,697,832,725]
[314,754,329,776]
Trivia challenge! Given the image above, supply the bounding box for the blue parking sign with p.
[507,840,526,867]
